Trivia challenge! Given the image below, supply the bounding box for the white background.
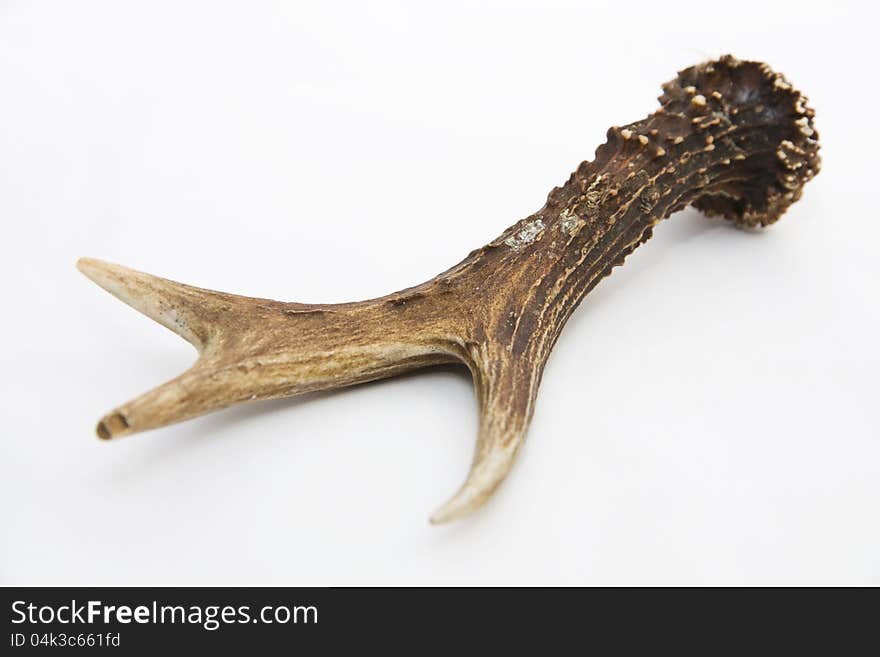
[1,1,877,585]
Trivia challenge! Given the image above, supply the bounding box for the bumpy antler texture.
[79,56,820,523]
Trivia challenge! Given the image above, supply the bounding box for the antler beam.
[79,56,820,523]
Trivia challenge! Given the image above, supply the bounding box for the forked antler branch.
[79,56,820,523]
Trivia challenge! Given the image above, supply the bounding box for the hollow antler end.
[96,411,132,441]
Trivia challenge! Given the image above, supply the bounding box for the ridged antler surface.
[79,56,820,523]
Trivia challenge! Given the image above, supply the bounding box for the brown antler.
[79,56,820,523]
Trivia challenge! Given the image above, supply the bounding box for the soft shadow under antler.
[79,56,820,523]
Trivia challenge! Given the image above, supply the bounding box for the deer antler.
[79,56,820,523]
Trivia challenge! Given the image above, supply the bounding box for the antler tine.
[430,348,542,524]
[76,257,227,352]
[80,56,820,522]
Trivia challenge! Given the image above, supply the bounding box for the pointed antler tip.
[428,481,497,525]
[429,506,469,526]
[429,442,524,524]
[76,256,101,276]
[76,257,126,288]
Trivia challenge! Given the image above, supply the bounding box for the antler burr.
[79,56,820,523]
